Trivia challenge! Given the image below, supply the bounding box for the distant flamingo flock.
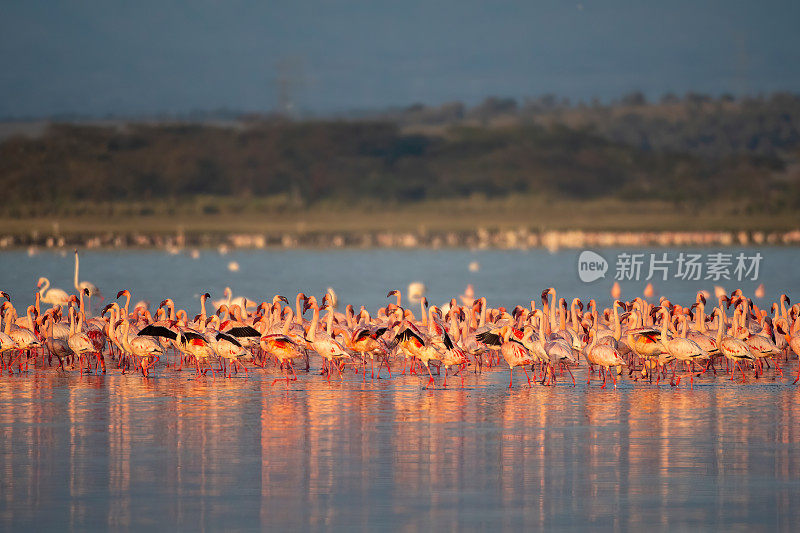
[1,256,799,389]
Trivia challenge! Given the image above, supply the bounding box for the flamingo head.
[386,289,399,299]
[302,296,317,313]
[322,293,336,309]
[116,290,130,299]
[0,291,9,302]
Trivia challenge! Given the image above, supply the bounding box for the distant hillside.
[1,92,799,217]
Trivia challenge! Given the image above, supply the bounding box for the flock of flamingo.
[1,253,799,389]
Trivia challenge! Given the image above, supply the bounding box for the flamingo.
[0,304,18,373]
[303,296,350,381]
[659,311,708,388]
[497,325,534,388]
[37,277,70,307]
[67,305,95,374]
[2,302,41,373]
[390,319,442,388]
[745,317,782,376]
[138,323,218,377]
[205,316,250,377]
[584,323,627,389]
[40,310,71,370]
[119,318,164,376]
[260,314,306,386]
[74,250,102,301]
[340,321,390,380]
[775,319,800,383]
[715,307,755,382]
[438,309,468,387]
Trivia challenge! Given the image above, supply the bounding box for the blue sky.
[1,1,798,117]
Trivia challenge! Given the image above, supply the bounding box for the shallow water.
[1,248,799,529]
[1,247,798,313]
[1,368,799,531]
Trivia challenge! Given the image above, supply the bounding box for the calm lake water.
[1,248,799,530]
[1,247,798,313]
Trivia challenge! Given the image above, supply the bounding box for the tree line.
[1,92,799,216]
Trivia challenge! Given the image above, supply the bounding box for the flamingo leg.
[737,361,747,383]
[271,361,286,386]
[772,357,783,377]
[565,364,575,386]
[522,366,532,387]
[424,363,435,389]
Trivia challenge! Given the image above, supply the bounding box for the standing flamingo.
[260,315,306,386]
[715,308,755,382]
[74,250,103,301]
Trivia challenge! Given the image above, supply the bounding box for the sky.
[1,0,799,118]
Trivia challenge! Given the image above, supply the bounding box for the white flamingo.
[38,277,70,307]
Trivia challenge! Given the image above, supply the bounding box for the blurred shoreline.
[2,195,798,251]
[3,226,799,251]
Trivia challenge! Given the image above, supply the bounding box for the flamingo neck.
[39,278,49,297]
[570,301,579,331]
[308,303,320,342]
[660,310,669,340]
[282,309,294,335]
[696,302,706,332]
[295,295,303,324]
[325,308,334,335]
[74,252,80,291]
